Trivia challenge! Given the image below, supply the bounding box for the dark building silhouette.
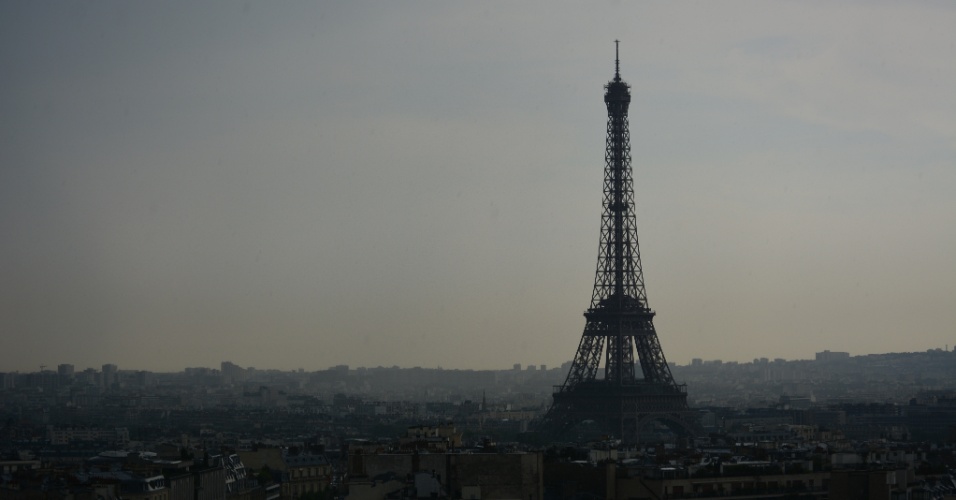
[539,43,698,443]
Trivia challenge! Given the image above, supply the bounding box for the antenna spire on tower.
[614,39,620,81]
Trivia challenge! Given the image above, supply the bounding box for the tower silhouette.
[539,43,697,443]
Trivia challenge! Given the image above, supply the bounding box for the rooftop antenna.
[614,39,621,82]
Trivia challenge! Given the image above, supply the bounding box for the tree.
[257,465,277,484]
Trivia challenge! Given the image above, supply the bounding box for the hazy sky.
[2,2,955,373]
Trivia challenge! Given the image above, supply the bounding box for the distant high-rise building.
[816,350,850,362]
[57,364,75,386]
[0,372,15,389]
[221,361,247,384]
[134,371,153,387]
[102,363,118,389]
[77,368,98,386]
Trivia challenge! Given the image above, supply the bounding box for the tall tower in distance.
[539,42,698,443]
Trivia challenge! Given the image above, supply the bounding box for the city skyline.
[6,345,956,375]
[3,2,955,372]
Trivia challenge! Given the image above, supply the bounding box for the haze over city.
[2,2,955,373]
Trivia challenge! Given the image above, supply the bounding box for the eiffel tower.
[539,43,698,443]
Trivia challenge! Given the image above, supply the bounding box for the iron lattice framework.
[539,43,697,443]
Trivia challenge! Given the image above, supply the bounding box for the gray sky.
[2,2,955,373]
